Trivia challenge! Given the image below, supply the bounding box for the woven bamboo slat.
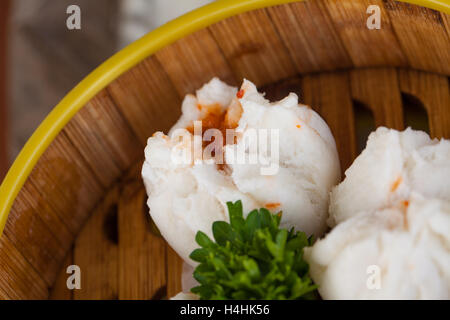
[267,1,353,73]
[350,68,404,130]
[117,181,167,300]
[107,57,183,144]
[323,0,407,67]
[399,70,450,139]
[49,250,73,300]
[209,9,296,86]
[63,91,143,188]
[302,71,357,172]
[155,29,237,95]
[386,1,450,75]
[72,185,120,300]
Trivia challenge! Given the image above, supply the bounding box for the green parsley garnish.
[189,200,318,300]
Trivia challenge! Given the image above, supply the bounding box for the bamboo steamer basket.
[0,0,449,300]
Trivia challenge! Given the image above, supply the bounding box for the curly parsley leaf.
[189,200,318,300]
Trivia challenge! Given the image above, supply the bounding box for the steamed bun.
[142,78,340,265]
[305,194,450,299]
[329,127,450,226]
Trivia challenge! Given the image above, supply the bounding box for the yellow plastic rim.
[0,0,449,236]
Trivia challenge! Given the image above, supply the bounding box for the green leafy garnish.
[189,200,318,300]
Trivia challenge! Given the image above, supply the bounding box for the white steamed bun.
[305,193,450,299]
[329,127,450,226]
[142,78,340,265]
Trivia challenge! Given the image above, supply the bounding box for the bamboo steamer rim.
[0,0,449,237]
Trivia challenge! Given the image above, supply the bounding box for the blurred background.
[0,0,213,180]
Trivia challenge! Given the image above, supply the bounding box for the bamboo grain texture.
[49,250,73,300]
[385,1,450,75]
[107,57,183,144]
[399,70,450,139]
[302,71,357,172]
[64,90,143,188]
[324,0,407,67]
[0,0,449,299]
[117,181,167,300]
[350,68,404,130]
[267,1,353,73]
[73,185,120,300]
[155,29,237,95]
[209,9,296,86]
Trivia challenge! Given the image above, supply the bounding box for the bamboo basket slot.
[0,0,449,299]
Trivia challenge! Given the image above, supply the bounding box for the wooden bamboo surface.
[50,163,184,300]
[0,0,449,299]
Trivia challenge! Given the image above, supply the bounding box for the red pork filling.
[185,93,244,169]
